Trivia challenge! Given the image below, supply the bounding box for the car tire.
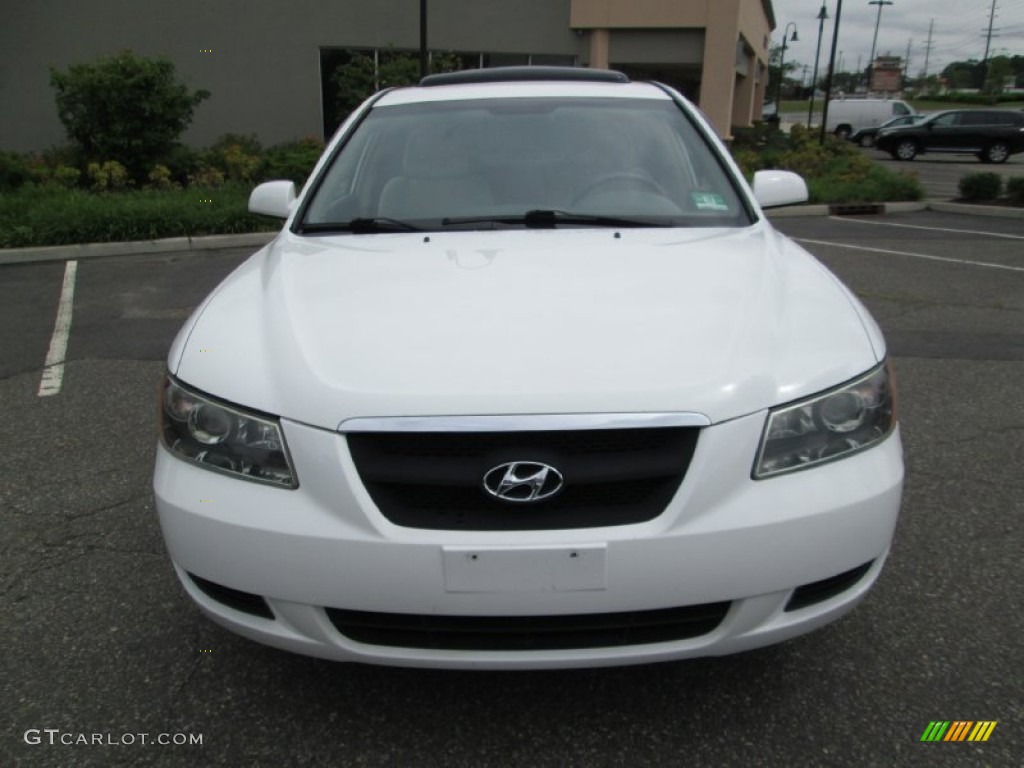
[835,126,852,140]
[982,142,1010,164]
[859,134,875,148]
[894,140,918,161]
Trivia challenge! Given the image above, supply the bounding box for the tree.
[50,51,210,181]
[984,55,1012,95]
[940,59,984,90]
[332,49,460,120]
[767,43,803,100]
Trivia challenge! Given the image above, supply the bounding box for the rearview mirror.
[249,181,297,218]
[752,170,809,209]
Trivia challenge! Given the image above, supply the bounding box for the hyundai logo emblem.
[482,461,564,503]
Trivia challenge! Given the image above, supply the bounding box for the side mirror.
[752,170,809,209]
[248,181,297,218]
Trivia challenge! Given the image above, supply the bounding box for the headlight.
[159,376,297,488]
[753,363,896,479]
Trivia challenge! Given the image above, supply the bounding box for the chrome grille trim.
[338,412,710,433]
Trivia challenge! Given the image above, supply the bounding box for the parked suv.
[154,67,903,669]
[876,108,1024,163]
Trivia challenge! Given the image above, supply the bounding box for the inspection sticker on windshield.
[692,192,729,211]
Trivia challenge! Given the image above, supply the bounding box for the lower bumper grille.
[188,573,274,619]
[785,561,874,611]
[325,602,730,651]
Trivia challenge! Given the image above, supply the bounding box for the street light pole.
[419,0,428,79]
[807,3,829,127]
[774,22,799,109]
[866,0,893,89]
[819,0,843,144]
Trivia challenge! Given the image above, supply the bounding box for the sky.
[768,0,1024,79]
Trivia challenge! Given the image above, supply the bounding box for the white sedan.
[154,67,902,669]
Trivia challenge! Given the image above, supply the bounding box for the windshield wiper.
[441,209,676,229]
[298,217,423,234]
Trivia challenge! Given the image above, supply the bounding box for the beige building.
[572,0,774,138]
[1,0,775,152]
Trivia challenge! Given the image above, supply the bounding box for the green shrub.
[163,144,201,186]
[809,166,922,203]
[50,51,210,182]
[87,160,130,191]
[188,164,225,188]
[958,172,1003,201]
[146,164,177,189]
[1005,177,1024,204]
[205,133,263,182]
[0,184,275,248]
[260,137,324,186]
[0,152,32,191]
[730,124,923,203]
[51,165,82,189]
[916,92,1022,105]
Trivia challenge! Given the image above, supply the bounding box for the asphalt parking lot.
[2,210,1022,767]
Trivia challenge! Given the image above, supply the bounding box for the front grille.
[326,602,730,651]
[346,427,699,530]
[785,561,874,611]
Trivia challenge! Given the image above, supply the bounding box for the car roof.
[421,66,630,86]
[375,67,673,107]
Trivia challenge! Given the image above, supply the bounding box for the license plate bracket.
[442,544,607,593]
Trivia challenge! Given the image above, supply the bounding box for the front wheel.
[835,126,852,140]
[982,142,1010,164]
[894,140,918,161]
[859,134,875,148]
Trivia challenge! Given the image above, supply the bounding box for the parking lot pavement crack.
[0,551,93,598]
[63,493,151,520]
[79,543,162,557]
[34,532,161,558]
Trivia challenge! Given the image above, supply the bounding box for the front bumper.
[153,412,903,670]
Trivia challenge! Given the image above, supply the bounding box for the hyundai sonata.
[154,67,903,669]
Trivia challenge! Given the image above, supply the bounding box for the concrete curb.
[926,201,1024,220]
[0,231,277,266]
[766,201,928,218]
[0,201,1020,265]
[767,200,1023,219]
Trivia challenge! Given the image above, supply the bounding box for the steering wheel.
[571,172,669,206]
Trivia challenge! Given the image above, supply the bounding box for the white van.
[825,99,916,139]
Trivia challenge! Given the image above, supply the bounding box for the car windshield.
[298,96,751,232]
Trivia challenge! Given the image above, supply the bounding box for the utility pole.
[982,0,999,91]
[922,19,935,78]
[904,38,912,81]
[982,0,998,64]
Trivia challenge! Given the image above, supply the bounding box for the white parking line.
[37,260,78,397]
[827,215,1024,241]
[795,238,1024,273]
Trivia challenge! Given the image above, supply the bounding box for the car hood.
[171,226,882,429]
